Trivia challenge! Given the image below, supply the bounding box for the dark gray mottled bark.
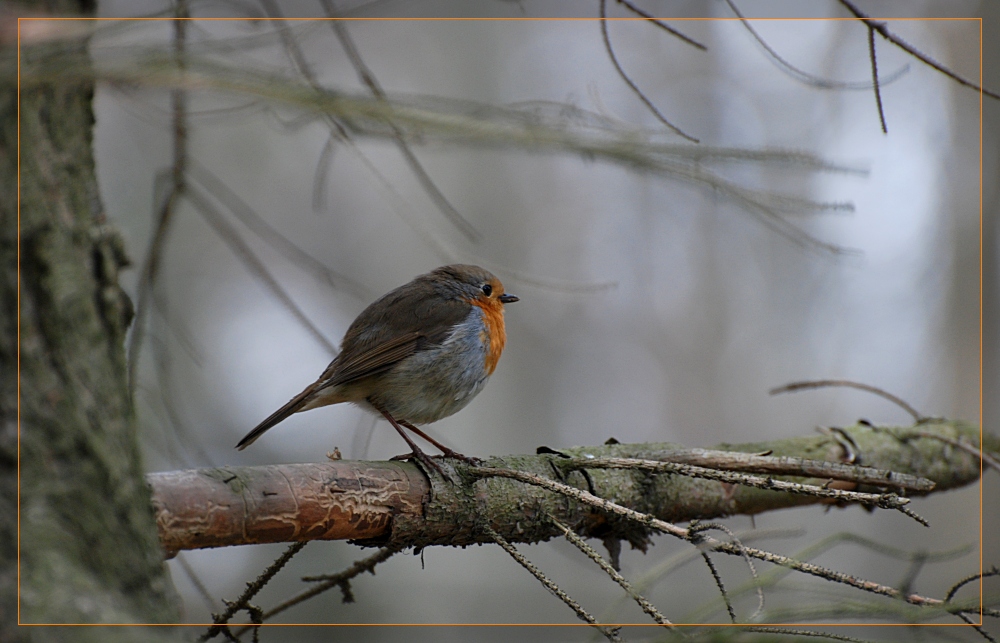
[1,2,180,640]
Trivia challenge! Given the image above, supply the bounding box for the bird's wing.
[236,279,471,450]
[236,331,428,450]
[325,330,426,387]
[322,283,472,388]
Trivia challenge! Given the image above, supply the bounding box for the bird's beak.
[499,293,519,304]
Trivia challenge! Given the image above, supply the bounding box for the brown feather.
[321,278,472,388]
[327,331,425,386]
[235,380,323,450]
[235,274,473,449]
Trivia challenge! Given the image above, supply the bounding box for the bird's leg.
[377,408,448,477]
[400,420,481,466]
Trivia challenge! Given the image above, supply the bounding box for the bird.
[235,264,518,473]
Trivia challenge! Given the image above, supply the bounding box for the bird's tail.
[235,387,316,450]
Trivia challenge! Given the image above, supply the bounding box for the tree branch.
[148,420,990,555]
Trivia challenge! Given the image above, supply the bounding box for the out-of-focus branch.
[148,420,991,555]
[18,51,865,253]
[837,0,1000,100]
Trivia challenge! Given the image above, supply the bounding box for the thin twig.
[690,521,764,619]
[482,525,622,642]
[258,0,463,255]
[229,545,400,636]
[684,531,977,626]
[127,12,188,395]
[201,541,307,641]
[301,546,401,584]
[744,627,876,643]
[236,14,461,262]
[562,456,923,524]
[470,467,946,608]
[866,25,887,133]
[962,622,998,643]
[311,132,337,210]
[770,379,924,422]
[174,552,218,614]
[599,0,699,143]
[187,161,371,300]
[324,0,481,242]
[944,565,999,640]
[549,516,675,627]
[184,184,338,354]
[907,431,1000,475]
[724,0,908,91]
[597,528,807,626]
[615,0,707,51]
[947,567,999,603]
[563,450,933,491]
[699,551,736,623]
[837,0,999,100]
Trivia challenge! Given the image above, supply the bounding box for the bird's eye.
[481,284,493,296]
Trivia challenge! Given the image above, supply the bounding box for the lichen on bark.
[1,5,180,637]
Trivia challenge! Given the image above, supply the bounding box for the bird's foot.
[438,448,481,466]
[390,449,452,480]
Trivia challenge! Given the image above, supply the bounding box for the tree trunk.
[1,3,180,640]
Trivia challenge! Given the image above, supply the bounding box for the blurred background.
[90,0,994,639]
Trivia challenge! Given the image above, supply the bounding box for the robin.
[236,264,518,473]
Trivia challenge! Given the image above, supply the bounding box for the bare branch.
[240,1,480,244]
[837,0,999,100]
[483,525,622,642]
[699,550,737,623]
[948,567,1000,603]
[184,184,338,354]
[148,421,989,553]
[470,466,947,607]
[866,24,888,134]
[770,379,924,422]
[744,626,876,643]
[188,161,371,300]
[230,546,401,635]
[689,521,764,619]
[599,0,700,143]
[724,0,909,91]
[201,541,307,641]
[324,3,482,242]
[126,13,188,394]
[550,516,675,626]
[615,0,707,51]
[561,456,927,523]
[26,50,869,254]
[567,448,935,491]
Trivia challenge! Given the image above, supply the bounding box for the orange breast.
[469,297,507,375]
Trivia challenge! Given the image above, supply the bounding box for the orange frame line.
[15,14,986,629]
[13,16,986,20]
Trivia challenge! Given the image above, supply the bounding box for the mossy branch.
[148,420,991,555]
